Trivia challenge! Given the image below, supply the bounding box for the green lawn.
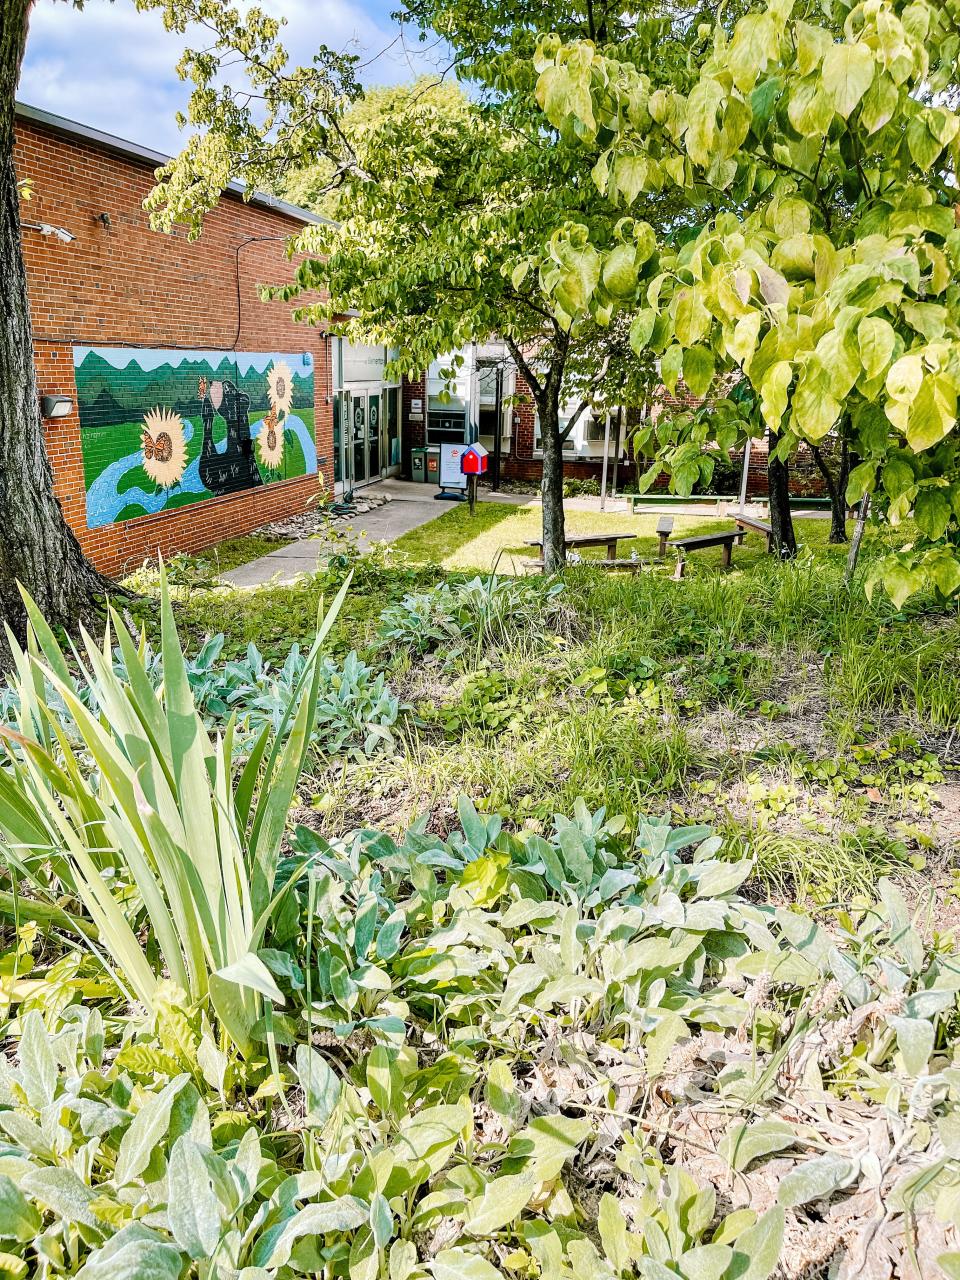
[392,498,855,572]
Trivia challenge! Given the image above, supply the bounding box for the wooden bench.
[668,530,739,577]
[732,513,774,552]
[525,531,637,561]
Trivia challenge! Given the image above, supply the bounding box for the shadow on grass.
[392,500,527,565]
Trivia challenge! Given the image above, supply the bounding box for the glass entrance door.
[368,392,381,478]
[347,389,384,488]
[351,394,368,486]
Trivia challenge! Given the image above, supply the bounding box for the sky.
[19,0,445,157]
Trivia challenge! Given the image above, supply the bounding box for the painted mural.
[73,348,317,528]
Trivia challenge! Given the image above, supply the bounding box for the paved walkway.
[221,479,829,588]
[222,479,530,588]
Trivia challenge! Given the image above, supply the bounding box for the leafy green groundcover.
[0,806,958,1278]
[0,573,958,1277]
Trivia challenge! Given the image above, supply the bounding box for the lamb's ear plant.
[0,566,351,1056]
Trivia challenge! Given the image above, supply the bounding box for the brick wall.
[16,114,333,576]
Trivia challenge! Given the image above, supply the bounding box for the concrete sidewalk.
[221,478,532,588]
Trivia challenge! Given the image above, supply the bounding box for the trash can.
[411,447,427,482]
[426,447,440,483]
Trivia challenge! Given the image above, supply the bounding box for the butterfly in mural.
[141,406,187,489]
[257,407,284,470]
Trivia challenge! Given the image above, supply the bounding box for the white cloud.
[18,0,448,155]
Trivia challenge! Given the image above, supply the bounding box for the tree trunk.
[0,0,108,640]
[538,391,566,573]
[810,438,850,544]
[767,430,797,559]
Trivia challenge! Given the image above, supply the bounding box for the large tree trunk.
[538,390,566,573]
[767,430,797,559]
[0,0,108,639]
[810,438,850,544]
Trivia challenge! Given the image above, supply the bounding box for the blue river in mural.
[85,415,317,529]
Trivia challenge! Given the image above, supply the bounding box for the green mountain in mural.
[74,351,313,429]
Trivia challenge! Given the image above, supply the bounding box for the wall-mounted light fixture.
[41,395,74,420]
[22,221,75,243]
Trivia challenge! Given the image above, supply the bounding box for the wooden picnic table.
[525,531,637,561]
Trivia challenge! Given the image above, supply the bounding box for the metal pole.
[611,406,622,497]
[599,411,611,511]
[491,366,503,492]
[738,437,752,511]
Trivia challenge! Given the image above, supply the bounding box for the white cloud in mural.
[19,0,448,157]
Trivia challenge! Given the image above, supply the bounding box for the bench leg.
[657,534,668,557]
[673,556,685,580]
[722,542,732,568]
[735,531,746,544]
[607,540,617,560]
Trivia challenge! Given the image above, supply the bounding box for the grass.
[392,498,860,572]
[127,506,958,905]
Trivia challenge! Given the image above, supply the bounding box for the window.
[534,404,579,453]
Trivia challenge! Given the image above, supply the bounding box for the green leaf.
[728,1207,784,1280]
[914,489,952,540]
[630,309,657,353]
[296,1044,343,1127]
[888,1015,935,1076]
[778,1155,858,1209]
[430,1250,504,1280]
[904,378,955,452]
[720,1120,796,1172]
[599,1191,630,1272]
[115,1075,189,1186]
[18,1010,56,1110]
[217,952,286,1006]
[682,1243,733,1280]
[255,1199,370,1268]
[787,77,834,136]
[0,1175,41,1243]
[506,1115,591,1180]
[857,316,896,381]
[907,116,943,170]
[846,461,877,506]
[167,1137,222,1259]
[72,1224,184,1280]
[683,346,715,398]
[464,1173,536,1235]
[21,1167,98,1228]
[821,43,874,118]
[662,344,683,394]
[759,361,792,430]
[602,244,638,298]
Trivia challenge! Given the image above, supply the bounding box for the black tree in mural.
[199,379,264,496]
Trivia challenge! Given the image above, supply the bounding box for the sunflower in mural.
[141,406,187,489]
[257,407,284,471]
[267,360,294,419]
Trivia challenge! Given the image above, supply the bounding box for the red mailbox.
[461,443,489,476]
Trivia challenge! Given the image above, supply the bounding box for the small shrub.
[377,574,568,661]
[562,475,601,497]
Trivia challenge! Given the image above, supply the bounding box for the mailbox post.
[460,443,489,514]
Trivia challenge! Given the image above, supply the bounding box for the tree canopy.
[531,0,960,602]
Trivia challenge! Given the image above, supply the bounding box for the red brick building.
[16,102,336,577]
